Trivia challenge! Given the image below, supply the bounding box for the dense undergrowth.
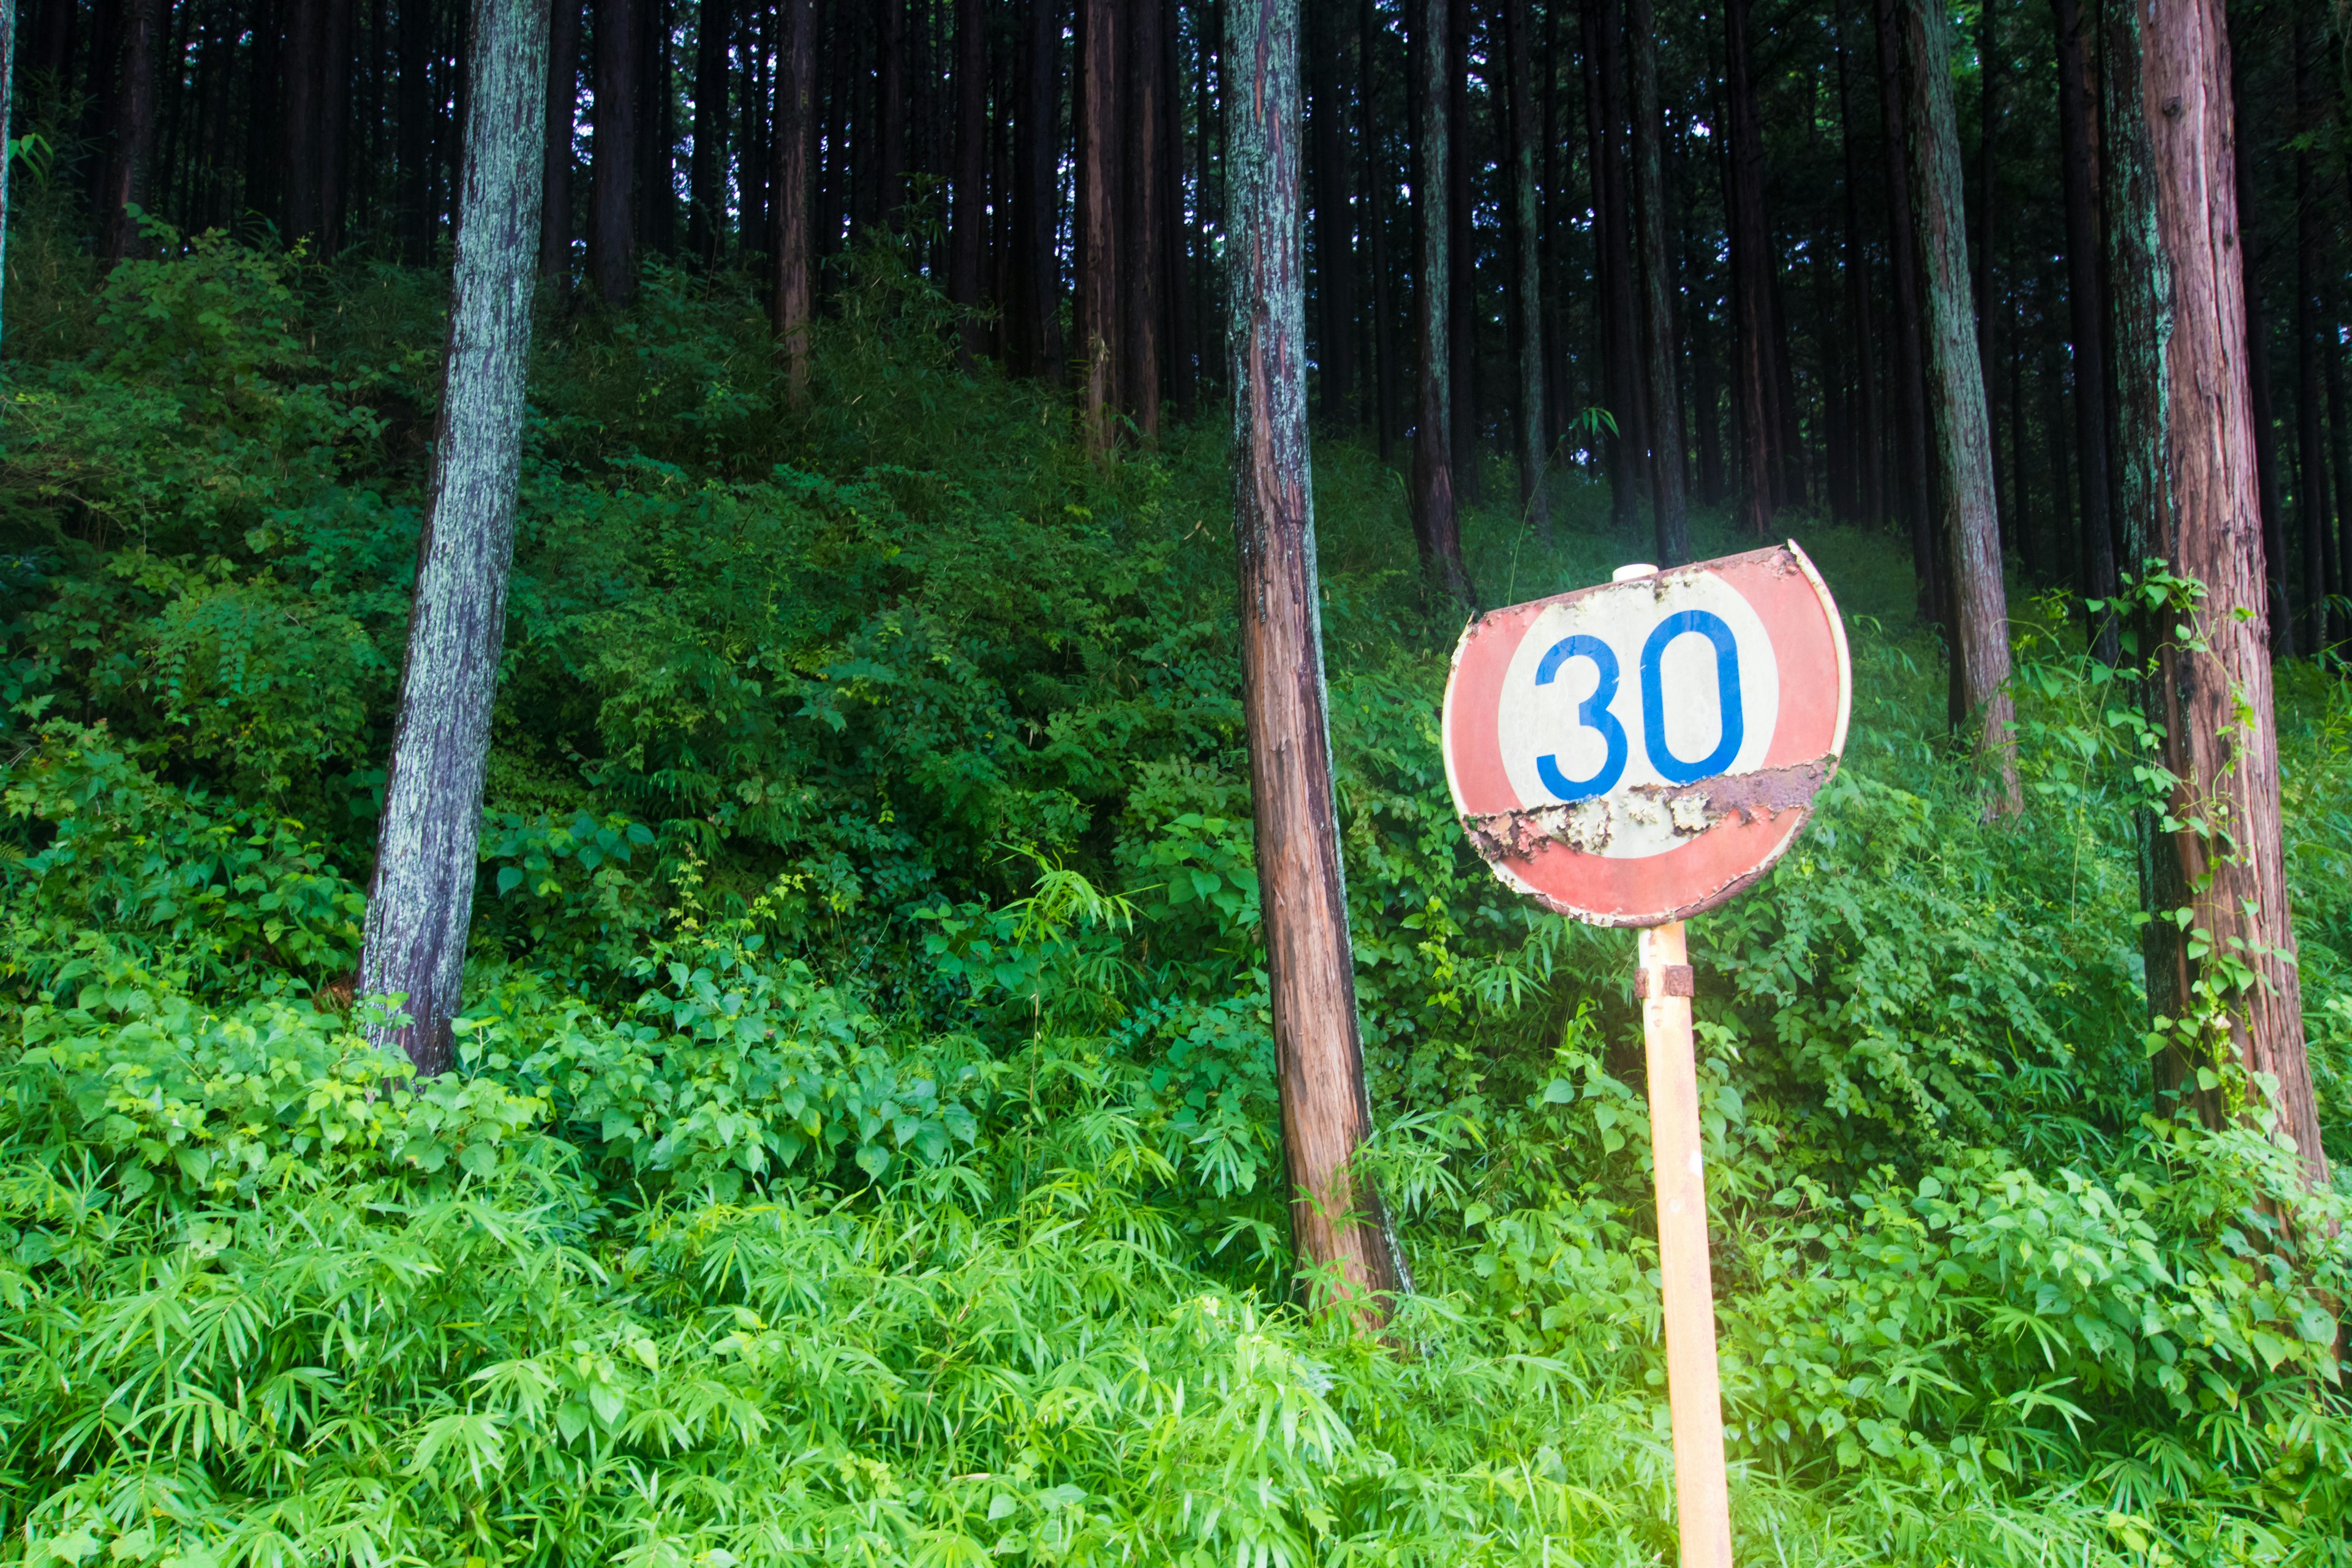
[1,210,2348,1565]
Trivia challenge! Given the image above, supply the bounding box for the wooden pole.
[1639,918,1735,1567]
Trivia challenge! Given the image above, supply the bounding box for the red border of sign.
[1440,542,1853,927]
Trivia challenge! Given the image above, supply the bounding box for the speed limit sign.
[1441,543,1850,1568]
[1441,543,1851,926]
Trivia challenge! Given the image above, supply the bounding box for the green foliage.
[0,226,2345,1566]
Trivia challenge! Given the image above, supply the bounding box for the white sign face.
[1493,572,1782,859]
[1442,544,1850,927]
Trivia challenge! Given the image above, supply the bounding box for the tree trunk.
[633,0,671,253]
[688,0,728,266]
[0,0,15,351]
[2103,0,2326,1187]
[1502,0,1548,541]
[1627,0,1685,564]
[771,0,814,402]
[1161,0,1194,419]
[1445,0,1477,500]
[1724,0,1775,537]
[2294,6,2328,652]
[1975,0,2003,551]
[878,0,904,227]
[1016,0,1063,382]
[1224,0,1406,1324]
[320,0,356,253]
[542,0,581,276]
[1411,0,1472,605]
[1874,0,1937,624]
[1124,0,1162,440]
[2051,0,2117,652]
[362,0,549,1079]
[1308,0,1354,427]
[1363,0,1397,462]
[98,0,159,261]
[1076,0,1116,453]
[1901,0,2018,803]
[284,0,324,240]
[590,0,639,302]
[2230,20,2292,656]
[1836,9,1883,530]
[950,0,985,364]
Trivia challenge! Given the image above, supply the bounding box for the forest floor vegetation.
[0,219,2348,1564]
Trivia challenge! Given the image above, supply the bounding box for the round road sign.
[1441,543,1851,927]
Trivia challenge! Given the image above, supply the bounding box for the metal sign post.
[1440,547,1851,1568]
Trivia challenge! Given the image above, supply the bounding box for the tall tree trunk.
[1016,0,1063,381]
[2294,6,2328,652]
[771,0,814,402]
[1584,0,1639,527]
[98,0,159,261]
[633,0,671,254]
[1901,0,2018,803]
[399,0,431,255]
[688,0,728,265]
[0,0,15,352]
[1224,0,1406,1324]
[1502,0,1548,540]
[1412,0,1472,605]
[1724,0,1775,537]
[1627,0,1685,564]
[949,0,985,363]
[878,0,904,227]
[1076,0,1116,453]
[1874,0,1937,624]
[284,0,324,240]
[1975,0,2004,551]
[1445,0,1477,500]
[362,0,549,1079]
[1836,9,1883,529]
[1363,0,1398,462]
[2230,21,2293,655]
[1124,0,1162,439]
[1161,0,1194,419]
[1308,0,1353,426]
[590,0,639,301]
[2052,0,2116,652]
[320,0,356,253]
[2103,0,2326,1188]
[542,0,581,276]
[2333,282,2352,646]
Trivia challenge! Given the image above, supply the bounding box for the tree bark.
[1160,0,1194,419]
[950,0,986,364]
[2229,18,2292,656]
[1901,0,2018,804]
[1445,0,1477,500]
[1362,0,1397,463]
[362,0,549,1079]
[688,0,729,266]
[0,0,15,351]
[1016,0,1063,382]
[1224,0,1406,1324]
[542,0,581,277]
[320,0,356,253]
[1308,0,1354,426]
[878,0,905,227]
[1975,0,2004,550]
[2104,0,2326,1187]
[2051,0,2117,651]
[399,0,432,255]
[1124,0,1163,440]
[284,0,325,241]
[771,0,814,402]
[1836,9,1883,529]
[2294,5,2328,652]
[1626,0,1685,564]
[590,0,639,303]
[1502,0,1548,541]
[1076,0,1116,453]
[1411,0,1472,605]
[1874,0,1937,624]
[633,0,671,253]
[1724,0,1776,537]
[97,0,160,261]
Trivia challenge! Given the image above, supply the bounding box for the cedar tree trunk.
[590,0,639,302]
[771,0,815,401]
[1411,0,1472,605]
[1627,0,1686,564]
[1506,0,1549,541]
[541,0,580,277]
[1224,0,1407,1321]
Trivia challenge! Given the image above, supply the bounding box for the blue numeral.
[1534,634,1628,801]
[1640,610,1744,784]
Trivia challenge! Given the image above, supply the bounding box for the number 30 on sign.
[1441,544,1852,927]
